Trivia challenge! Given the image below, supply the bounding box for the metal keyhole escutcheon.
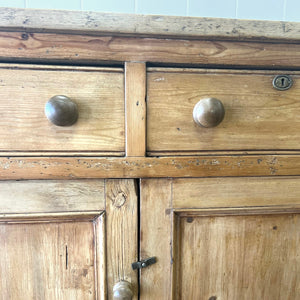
[272,75,293,91]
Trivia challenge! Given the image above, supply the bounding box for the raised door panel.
[0,214,104,300]
[176,213,299,299]
[140,178,300,300]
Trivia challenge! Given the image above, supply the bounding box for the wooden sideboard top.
[0,7,299,42]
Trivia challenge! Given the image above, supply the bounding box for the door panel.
[0,179,138,300]
[176,213,299,299]
[0,214,104,300]
[140,178,300,300]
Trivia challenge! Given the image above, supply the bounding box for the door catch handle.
[132,257,156,270]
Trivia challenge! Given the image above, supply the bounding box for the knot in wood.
[113,192,127,208]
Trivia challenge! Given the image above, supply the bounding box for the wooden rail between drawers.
[0,155,299,179]
[1,32,300,68]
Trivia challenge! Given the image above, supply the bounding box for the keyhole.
[273,75,293,90]
[277,77,288,88]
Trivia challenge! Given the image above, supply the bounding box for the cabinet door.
[140,178,300,300]
[0,179,137,300]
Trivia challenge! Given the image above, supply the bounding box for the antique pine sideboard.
[0,7,299,300]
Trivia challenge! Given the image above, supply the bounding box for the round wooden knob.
[45,95,78,126]
[113,281,133,300]
[193,97,225,128]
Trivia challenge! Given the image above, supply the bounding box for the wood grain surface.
[105,179,138,300]
[125,62,146,157]
[0,179,105,214]
[95,214,106,300]
[147,69,300,153]
[140,179,173,300]
[0,64,124,153]
[0,214,104,299]
[140,178,300,299]
[173,177,300,209]
[0,155,298,179]
[176,214,299,300]
[1,7,299,299]
[1,32,300,68]
[0,178,138,299]
[0,8,300,42]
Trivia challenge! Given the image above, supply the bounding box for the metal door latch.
[132,257,156,270]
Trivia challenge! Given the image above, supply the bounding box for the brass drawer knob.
[193,97,225,128]
[45,95,78,126]
[113,281,133,300]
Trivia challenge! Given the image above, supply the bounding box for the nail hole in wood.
[21,33,29,40]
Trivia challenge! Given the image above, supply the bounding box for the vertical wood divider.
[106,179,138,299]
[125,62,147,157]
[140,179,173,299]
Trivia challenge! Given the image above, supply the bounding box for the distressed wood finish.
[0,180,105,214]
[125,62,146,156]
[95,214,107,299]
[0,8,300,42]
[140,179,173,300]
[0,8,299,299]
[173,177,300,209]
[0,151,126,157]
[0,212,101,223]
[0,64,124,153]
[0,179,138,299]
[0,155,299,179]
[176,214,299,299]
[0,213,104,300]
[147,150,300,156]
[1,32,300,68]
[147,69,300,153]
[0,180,106,298]
[106,179,138,300]
[140,178,300,299]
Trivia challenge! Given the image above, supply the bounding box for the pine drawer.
[0,64,124,156]
[147,68,300,155]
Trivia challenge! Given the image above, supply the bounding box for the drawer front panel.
[147,69,300,154]
[0,65,124,154]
